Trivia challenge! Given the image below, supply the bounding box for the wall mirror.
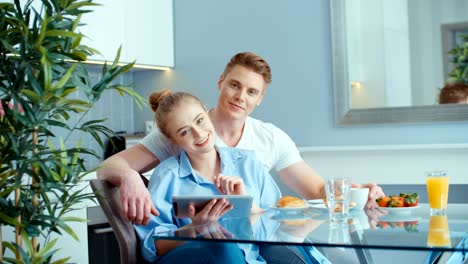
[330,0,468,125]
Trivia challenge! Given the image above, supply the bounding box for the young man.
[98,52,384,226]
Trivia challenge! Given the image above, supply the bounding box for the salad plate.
[378,213,421,222]
[377,205,421,214]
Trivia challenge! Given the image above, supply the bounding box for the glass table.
[153,204,468,264]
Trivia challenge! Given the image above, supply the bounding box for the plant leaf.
[60,216,88,223]
[35,238,58,259]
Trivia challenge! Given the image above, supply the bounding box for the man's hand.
[120,173,159,225]
[278,161,325,199]
[97,144,161,225]
[352,183,385,209]
[365,208,388,229]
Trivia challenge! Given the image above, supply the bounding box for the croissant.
[276,196,307,208]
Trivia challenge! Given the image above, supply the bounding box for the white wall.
[300,144,467,185]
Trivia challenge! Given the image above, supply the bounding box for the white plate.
[269,205,311,211]
[309,204,328,211]
[377,205,421,214]
[270,212,313,221]
[307,199,324,204]
[309,203,357,211]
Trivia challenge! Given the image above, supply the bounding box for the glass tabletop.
[153,203,468,253]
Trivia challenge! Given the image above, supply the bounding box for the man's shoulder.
[247,116,279,130]
[246,116,290,141]
[140,129,180,159]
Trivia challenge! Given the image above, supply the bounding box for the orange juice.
[426,175,449,210]
[427,215,451,247]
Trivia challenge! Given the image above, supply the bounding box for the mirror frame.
[330,0,468,125]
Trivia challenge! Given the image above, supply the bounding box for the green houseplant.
[0,0,145,262]
[446,34,468,84]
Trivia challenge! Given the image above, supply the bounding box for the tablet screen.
[172,195,253,218]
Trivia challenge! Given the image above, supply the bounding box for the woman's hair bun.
[149,89,172,113]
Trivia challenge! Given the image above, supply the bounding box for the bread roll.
[280,219,307,227]
[276,196,307,208]
[323,197,357,211]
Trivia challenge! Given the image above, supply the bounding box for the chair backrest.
[90,179,144,264]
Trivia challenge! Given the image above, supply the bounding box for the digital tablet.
[172,195,253,218]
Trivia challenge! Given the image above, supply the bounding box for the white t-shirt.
[140,116,303,172]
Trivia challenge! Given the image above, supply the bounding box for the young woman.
[133,89,282,263]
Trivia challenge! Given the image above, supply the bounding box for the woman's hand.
[214,174,246,195]
[189,199,232,226]
[197,222,234,240]
[352,182,385,209]
[176,222,234,240]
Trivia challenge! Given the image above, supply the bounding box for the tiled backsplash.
[50,67,136,169]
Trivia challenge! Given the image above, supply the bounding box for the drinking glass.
[427,215,451,247]
[328,222,350,244]
[426,171,449,215]
[325,177,350,223]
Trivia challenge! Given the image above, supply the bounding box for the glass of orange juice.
[426,171,449,215]
[427,215,451,247]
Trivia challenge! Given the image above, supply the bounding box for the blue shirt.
[134,147,282,263]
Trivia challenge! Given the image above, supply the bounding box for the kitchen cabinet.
[81,0,174,68]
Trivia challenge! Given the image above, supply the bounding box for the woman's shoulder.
[217,147,262,168]
[218,146,255,158]
[148,156,180,186]
[156,155,180,171]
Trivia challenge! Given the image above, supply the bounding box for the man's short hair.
[439,83,468,104]
[220,52,272,85]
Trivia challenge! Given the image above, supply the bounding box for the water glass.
[328,222,351,244]
[426,171,449,215]
[325,177,350,223]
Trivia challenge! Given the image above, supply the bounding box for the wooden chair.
[90,178,149,264]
